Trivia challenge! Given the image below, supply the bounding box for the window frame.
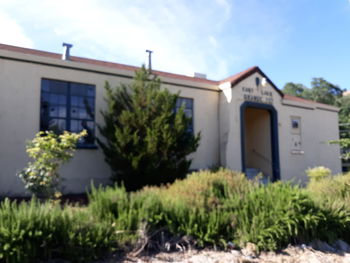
[175,96,194,134]
[40,78,97,149]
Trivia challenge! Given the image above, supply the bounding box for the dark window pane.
[175,97,194,134]
[71,83,86,96]
[71,107,79,118]
[58,106,67,118]
[184,109,192,118]
[41,92,50,103]
[42,79,50,92]
[49,106,58,117]
[81,120,95,145]
[78,97,85,107]
[86,98,95,107]
[41,79,96,146]
[70,120,79,132]
[87,85,95,97]
[49,119,66,133]
[78,108,87,119]
[49,94,59,104]
[49,80,68,94]
[71,96,79,106]
[58,95,66,105]
[185,99,193,109]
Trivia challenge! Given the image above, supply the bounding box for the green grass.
[0,198,116,263]
[3,168,350,262]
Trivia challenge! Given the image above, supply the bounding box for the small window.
[290,116,301,135]
[175,97,194,134]
[40,79,96,147]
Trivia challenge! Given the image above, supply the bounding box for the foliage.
[7,169,350,261]
[338,96,350,138]
[283,82,308,98]
[305,172,350,243]
[310,78,343,105]
[17,130,86,199]
[229,182,326,251]
[306,172,350,210]
[87,169,350,251]
[282,78,343,106]
[305,166,332,182]
[88,169,247,248]
[98,66,200,191]
[0,198,116,263]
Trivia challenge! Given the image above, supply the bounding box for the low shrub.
[87,169,350,251]
[228,182,325,251]
[88,184,164,248]
[306,171,350,208]
[6,168,350,262]
[0,198,116,263]
[160,169,250,208]
[306,166,332,182]
[88,169,248,248]
[305,171,350,243]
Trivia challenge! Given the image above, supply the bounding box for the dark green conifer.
[98,66,200,191]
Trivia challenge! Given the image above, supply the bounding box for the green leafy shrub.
[306,166,332,182]
[228,182,325,251]
[98,66,200,191]
[0,198,116,263]
[17,130,86,199]
[88,184,165,247]
[85,169,350,253]
[160,169,250,208]
[306,171,350,206]
[305,172,350,242]
[88,170,250,248]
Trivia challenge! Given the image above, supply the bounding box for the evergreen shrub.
[98,66,200,191]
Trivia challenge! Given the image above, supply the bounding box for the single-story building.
[0,43,342,196]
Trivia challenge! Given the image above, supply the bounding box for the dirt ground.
[100,241,350,263]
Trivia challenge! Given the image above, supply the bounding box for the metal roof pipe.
[62,43,73,61]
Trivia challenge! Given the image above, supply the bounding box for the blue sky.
[0,0,349,90]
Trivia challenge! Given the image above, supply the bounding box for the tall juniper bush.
[98,66,200,191]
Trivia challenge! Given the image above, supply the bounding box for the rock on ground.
[102,244,350,263]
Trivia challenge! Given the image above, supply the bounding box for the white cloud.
[0,0,288,79]
[0,11,33,48]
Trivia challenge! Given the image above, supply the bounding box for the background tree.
[282,78,343,106]
[282,82,308,98]
[98,66,200,191]
[310,78,343,105]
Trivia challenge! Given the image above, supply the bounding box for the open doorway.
[240,102,280,182]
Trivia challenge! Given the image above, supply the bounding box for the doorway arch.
[240,101,280,181]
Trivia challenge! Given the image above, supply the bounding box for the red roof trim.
[221,66,284,98]
[0,43,218,85]
[283,94,338,108]
[0,43,338,108]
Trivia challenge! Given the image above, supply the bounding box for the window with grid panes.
[175,97,194,134]
[40,79,96,147]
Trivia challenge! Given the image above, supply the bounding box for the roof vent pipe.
[145,49,153,72]
[194,72,207,79]
[62,43,73,60]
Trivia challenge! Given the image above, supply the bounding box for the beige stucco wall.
[0,49,219,196]
[219,71,342,183]
[0,47,342,195]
